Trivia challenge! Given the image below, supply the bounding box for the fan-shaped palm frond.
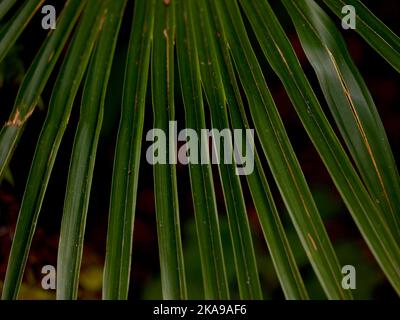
[0,0,399,300]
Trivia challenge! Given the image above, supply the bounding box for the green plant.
[0,0,399,300]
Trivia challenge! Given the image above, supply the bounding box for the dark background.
[0,0,399,299]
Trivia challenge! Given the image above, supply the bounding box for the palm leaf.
[282,0,400,293]
[283,0,400,242]
[191,0,262,300]
[240,0,400,295]
[151,0,187,300]
[57,0,127,300]
[323,0,400,73]
[2,0,104,299]
[200,1,308,299]
[0,0,45,63]
[176,0,229,299]
[0,0,18,22]
[211,0,350,299]
[1,0,399,300]
[102,0,155,300]
[0,0,86,179]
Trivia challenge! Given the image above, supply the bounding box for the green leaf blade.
[57,0,127,300]
[1,0,105,300]
[0,0,45,63]
[212,0,350,299]
[0,0,87,180]
[0,0,18,22]
[190,0,262,300]
[102,0,155,300]
[176,0,230,300]
[323,0,400,73]
[280,0,400,295]
[151,0,187,300]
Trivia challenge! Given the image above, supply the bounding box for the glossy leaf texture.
[176,0,230,300]
[284,0,400,242]
[0,0,86,179]
[1,0,399,300]
[102,0,155,300]
[282,0,400,294]
[211,0,350,299]
[323,0,400,73]
[0,0,45,63]
[151,0,187,299]
[191,0,263,300]
[2,0,105,299]
[205,0,308,299]
[57,0,127,300]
